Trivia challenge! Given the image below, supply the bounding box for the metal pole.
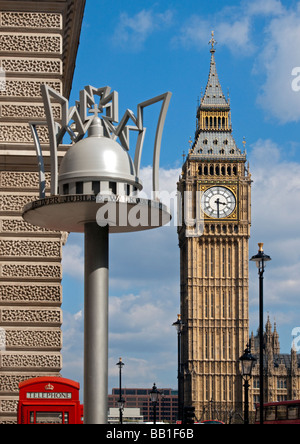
[244,380,249,425]
[177,330,181,420]
[84,223,109,424]
[119,361,123,424]
[259,269,264,425]
[178,330,184,421]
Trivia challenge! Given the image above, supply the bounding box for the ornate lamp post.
[23,85,172,424]
[116,358,125,424]
[150,383,161,424]
[250,243,271,425]
[239,345,256,424]
[172,314,184,421]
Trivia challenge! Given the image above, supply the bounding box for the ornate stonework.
[0,12,62,29]
[0,33,62,54]
[0,0,86,423]
[0,239,61,257]
[0,79,62,98]
[250,319,300,417]
[0,284,61,304]
[0,58,62,75]
[0,103,61,120]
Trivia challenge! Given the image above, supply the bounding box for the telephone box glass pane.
[36,412,63,424]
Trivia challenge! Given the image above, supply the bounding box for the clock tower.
[178,34,251,422]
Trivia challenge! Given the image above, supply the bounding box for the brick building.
[108,388,178,423]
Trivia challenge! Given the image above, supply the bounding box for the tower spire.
[192,33,245,159]
[201,32,228,108]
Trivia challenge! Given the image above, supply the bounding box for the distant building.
[108,408,143,424]
[250,318,300,411]
[108,388,178,423]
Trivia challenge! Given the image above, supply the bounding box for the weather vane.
[209,30,217,51]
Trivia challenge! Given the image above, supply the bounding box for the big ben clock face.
[201,186,236,219]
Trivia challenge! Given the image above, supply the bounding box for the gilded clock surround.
[199,184,238,220]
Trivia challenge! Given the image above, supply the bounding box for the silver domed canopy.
[58,118,142,196]
[30,85,172,201]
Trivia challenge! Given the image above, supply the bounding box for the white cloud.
[218,19,253,53]
[255,9,300,123]
[139,165,180,197]
[108,288,178,390]
[173,7,254,55]
[246,0,285,17]
[250,139,300,240]
[61,311,84,384]
[172,16,210,50]
[113,8,174,51]
[62,242,84,279]
[249,139,300,349]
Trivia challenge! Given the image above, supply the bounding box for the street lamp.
[250,242,271,425]
[172,314,184,421]
[239,345,257,425]
[116,358,125,424]
[150,383,161,424]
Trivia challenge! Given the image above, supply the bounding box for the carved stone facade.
[0,0,85,424]
[249,318,300,419]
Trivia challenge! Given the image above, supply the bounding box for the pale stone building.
[0,0,85,423]
[250,318,300,415]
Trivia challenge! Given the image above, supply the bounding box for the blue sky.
[60,0,300,394]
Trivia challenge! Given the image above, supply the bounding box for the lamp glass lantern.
[150,383,160,403]
[250,243,271,271]
[172,314,184,333]
[239,346,257,380]
[117,398,125,410]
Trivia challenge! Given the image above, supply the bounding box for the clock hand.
[215,198,226,218]
[215,200,226,206]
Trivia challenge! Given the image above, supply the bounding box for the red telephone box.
[18,377,83,424]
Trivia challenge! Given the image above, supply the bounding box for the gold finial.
[243,137,246,149]
[258,243,264,252]
[209,31,217,51]
[177,314,181,321]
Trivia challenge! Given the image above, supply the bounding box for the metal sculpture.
[23,85,172,424]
